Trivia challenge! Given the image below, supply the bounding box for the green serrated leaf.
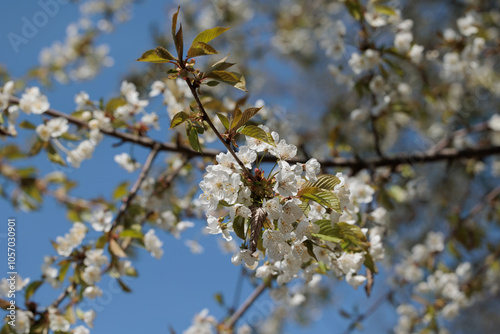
[19,120,36,130]
[298,187,341,212]
[188,128,202,152]
[170,111,189,129]
[205,70,247,92]
[303,174,341,190]
[312,233,344,244]
[333,222,368,247]
[238,125,275,146]
[24,280,43,301]
[214,292,224,306]
[113,181,129,200]
[233,216,246,240]
[119,229,144,239]
[187,42,218,58]
[216,113,230,130]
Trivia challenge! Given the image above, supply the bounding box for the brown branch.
[183,79,256,181]
[224,281,268,329]
[342,290,394,334]
[110,143,161,232]
[8,97,500,171]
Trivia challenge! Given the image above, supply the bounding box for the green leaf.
[374,4,397,16]
[231,107,262,130]
[303,174,341,191]
[207,54,235,74]
[60,132,80,141]
[332,222,368,247]
[29,139,45,156]
[170,111,189,129]
[95,234,108,249]
[298,187,341,212]
[188,128,202,153]
[155,46,176,60]
[238,125,275,146]
[0,323,14,334]
[345,0,363,21]
[119,229,144,239]
[58,260,71,282]
[136,49,173,63]
[187,42,218,58]
[233,216,246,240]
[21,177,42,203]
[18,120,36,130]
[312,233,344,244]
[206,81,220,87]
[113,181,129,200]
[205,70,247,92]
[364,252,377,273]
[117,278,132,293]
[217,113,230,129]
[24,280,43,301]
[214,293,224,306]
[191,27,230,46]
[105,97,127,113]
[46,141,66,166]
[0,144,26,160]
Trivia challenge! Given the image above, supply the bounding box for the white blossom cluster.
[198,127,384,288]
[55,222,87,257]
[393,230,500,333]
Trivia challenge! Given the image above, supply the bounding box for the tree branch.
[224,281,268,329]
[8,97,500,171]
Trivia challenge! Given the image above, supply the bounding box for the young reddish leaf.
[175,24,184,60]
[171,6,180,42]
[231,107,262,130]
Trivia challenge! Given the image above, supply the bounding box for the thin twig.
[110,143,161,231]
[342,290,393,334]
[183,79,256,181]
[224,282,268,329]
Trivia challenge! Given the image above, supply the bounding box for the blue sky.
[0,1,395,333]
